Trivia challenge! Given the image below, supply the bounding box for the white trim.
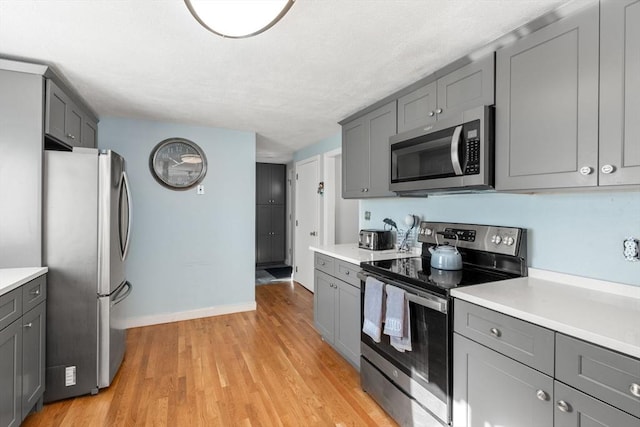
[122,301,257,329]
[528,268,640,298]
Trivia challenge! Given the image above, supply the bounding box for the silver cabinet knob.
[362,188,369,192]
[490,327,502,338]
[24,322,33,328]
[556,400,572,413]
[320,261,325,266]
[435,108,443,114]
[428,111,435,117]
[310,231,317,236]
[66,133,76,140]
[30,289,40,296]
[536,390,549,401]
[579,166,593,175]
[345,270,350,275]
[630,383,640,398]
[601,164,615,174]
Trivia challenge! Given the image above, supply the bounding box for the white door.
[294,156,320,292]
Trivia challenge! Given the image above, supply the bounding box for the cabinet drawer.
[335,260,360,288]
[454,300,555,375]
[0,287,23,331]
[556,333,640,418]
[314,253,335,275]
[22,274,46,313]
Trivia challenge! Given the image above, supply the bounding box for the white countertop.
[0,267,48,297]
[451,268,640,359]
[309,243,420,265]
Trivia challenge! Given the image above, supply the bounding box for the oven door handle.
[358,271,448,314]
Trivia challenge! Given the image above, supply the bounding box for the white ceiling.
[0,0,578,162]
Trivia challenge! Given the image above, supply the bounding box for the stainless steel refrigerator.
[43,147,133,402]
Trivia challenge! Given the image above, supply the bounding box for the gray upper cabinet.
[342,101,396,198]
[45,79,98,148]
[495,4,600,191]
[397,54,495,133]
[599,0,640,187]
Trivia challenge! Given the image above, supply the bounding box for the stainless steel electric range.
[358,221,527,427]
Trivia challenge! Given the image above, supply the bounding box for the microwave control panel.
[463,120,481,175]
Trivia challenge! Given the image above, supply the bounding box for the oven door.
[359,271,451,424]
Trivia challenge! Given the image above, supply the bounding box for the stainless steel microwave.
[390,105,494,194]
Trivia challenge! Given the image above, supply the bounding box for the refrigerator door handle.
[111,281,133,307]
[121,171,132,260]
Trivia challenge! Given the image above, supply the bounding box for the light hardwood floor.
[24,281,397,426]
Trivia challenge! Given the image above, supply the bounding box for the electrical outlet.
[196,184,205,195]
[623,237,639,262]
[364,211,371,221]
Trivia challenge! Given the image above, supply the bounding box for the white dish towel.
[362,276,385,342]
[384,284,412,352]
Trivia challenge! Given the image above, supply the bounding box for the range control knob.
[423,228,433,236]
[505,237,515,246]
[491,235,502,244]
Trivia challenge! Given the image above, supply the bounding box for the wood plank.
[23,282,397,426]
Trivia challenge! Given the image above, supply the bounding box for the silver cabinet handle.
[66,133,76,140]
[435,108,443,114]
[428,111,435,117]
[30,289,40,296]
[579,166,593,175]
[24,323,33,328]
[556,400,571,413]
[310,231,317,236]
[490,327,502,338]
[630,383,640,398]
[361,188,369,192]
[601,164,615,174]
[536,390,549,401]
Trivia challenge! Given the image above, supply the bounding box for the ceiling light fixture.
[185,0,295,39]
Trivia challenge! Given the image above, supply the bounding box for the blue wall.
[99,118,256,322]
[361,192,640,286]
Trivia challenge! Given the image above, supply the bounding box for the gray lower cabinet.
[599,0,640,187]
[256,204,286,264]
[342,101,396,198]
[0,275,47,427]
[453,333,554,427]
[397,54,495,133]
[495,3,599,191]
[313,254,361,368]
[453,300,640,427]
[45,79,98,148]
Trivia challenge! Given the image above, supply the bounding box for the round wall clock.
[149,138,208,190]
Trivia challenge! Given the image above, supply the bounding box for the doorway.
[293,156,320,292]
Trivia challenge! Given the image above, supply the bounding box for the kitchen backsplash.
[360,191,640,286]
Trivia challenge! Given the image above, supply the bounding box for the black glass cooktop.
[360,256,520,298]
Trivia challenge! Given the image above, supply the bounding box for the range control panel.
[418,221,525,257]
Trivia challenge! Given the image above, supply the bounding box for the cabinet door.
[554,381,640,427]
[0,321,22,427]
[333,280,360,368]
[256,205,272,264]
[453,333,553,427]
[270,164,286,205]
[45,80,68,144]
[367,101,396,197]
[256,163,272,205]
[21,302,45,421]
[397,81,437,133]
[599,0,640,186]
[66,105,82,145]
[269,204,286,263]
[495,4,599,191]
[437,54,494,121]
[313,270,335,343]
[81,118,97,148]
[342,117,370,198]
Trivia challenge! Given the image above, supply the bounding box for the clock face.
[149,138,207,189]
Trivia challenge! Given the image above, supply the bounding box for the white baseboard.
[123,301,257,329]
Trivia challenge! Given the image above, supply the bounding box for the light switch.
[197,184,205,195]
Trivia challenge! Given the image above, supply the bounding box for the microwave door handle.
[450,125,463,175]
